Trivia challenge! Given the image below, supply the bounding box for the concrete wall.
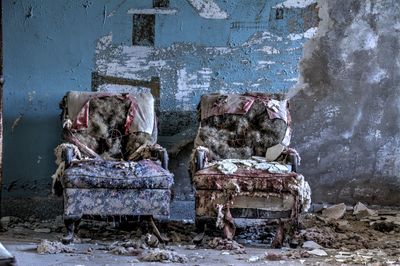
[291,0,400,205]
[3,0,317,217]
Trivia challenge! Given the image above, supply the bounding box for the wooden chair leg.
[62,217,81,244]
[62,218,75,244]
[271,220,284,248]
[148,216,169,243]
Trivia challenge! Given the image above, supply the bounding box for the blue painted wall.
[3,0,316,199]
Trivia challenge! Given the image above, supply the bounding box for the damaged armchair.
[191,93,311,246]
[52,91,173,243]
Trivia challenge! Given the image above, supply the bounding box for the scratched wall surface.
[3,0,317,214]
[291,0,400,205]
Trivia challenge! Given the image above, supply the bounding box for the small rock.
[192,232,204,244]
[307,249,328,257]
[139,248,188,263]
[336,220,350,231]
[265,252,284,261]
[353,202,377,218]
[302,240,323,250]
[145,233,159,248]
[34,228,51,233]
[1,217,12,228]
[247,256,260,262]
[322,203,346,220]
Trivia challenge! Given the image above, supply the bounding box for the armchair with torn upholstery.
[191,93,311,246]
[52,91,173,243]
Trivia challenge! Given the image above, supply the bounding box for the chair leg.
[271,220,284,248]
[148,216,169,243]
[62,218,80,244]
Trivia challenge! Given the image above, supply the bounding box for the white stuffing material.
[211,158,291,174]
[290,174,312,212]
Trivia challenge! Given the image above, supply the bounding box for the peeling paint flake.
[257,46,280,54]
[274,0,317,9]
[127,8,177,15]
[287,27,317,40]
[186,0,228,19]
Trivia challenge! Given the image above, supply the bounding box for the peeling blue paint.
[3,0,317,197]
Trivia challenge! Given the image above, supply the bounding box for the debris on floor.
[139,248,188,263]
[37,240,75,254]
[1,203,400,265]
[208,237,246,254]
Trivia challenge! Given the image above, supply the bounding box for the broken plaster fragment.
[139,248,188,263]
[321,203,346,220]
[37,240,75,254]
[307,248,328,257]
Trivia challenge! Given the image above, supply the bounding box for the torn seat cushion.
[62,159,173,189]
[193,166,299,194]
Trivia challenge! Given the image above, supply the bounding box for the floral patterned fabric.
[193,165,298,193]
[64,188,171,219]
[63,159,173,189]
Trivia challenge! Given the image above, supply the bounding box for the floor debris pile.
[37,239,75,254]
[1,203,400,264]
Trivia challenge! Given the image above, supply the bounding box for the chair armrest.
[289,153,298,173]
[282,147,300,173]
[129,144,169,170]
[194,147,208,172]
[63,146,74,168]
[152,146,169,170]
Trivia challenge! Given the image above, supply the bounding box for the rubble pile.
[37,240,75,254]
[1,202,399,264]
[139,248,188,263]
[208,237,246,254]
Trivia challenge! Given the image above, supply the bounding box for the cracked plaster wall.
[291,0,400,205]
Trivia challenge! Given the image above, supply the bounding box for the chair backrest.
[194,93,291,161]
[60,91,156,160]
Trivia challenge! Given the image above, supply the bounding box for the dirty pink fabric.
[200,93,289,124]
[70,94,138,134]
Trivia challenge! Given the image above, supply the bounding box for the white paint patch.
[186,0,228,19]
[258,60,275,65]
[232,82,244,86]
[325,106,340,119]
[102,46,154,79]
[340,20,378,60]
[287,27,317,40]
[274,0,317,8]
[284,78,298,82]
[367,68,387,84]
[127,8,177,15]
[206,47,232,54]
[28,91,36,102]
[96,33,113,52]
[257,46,280,54]
[97,84,151,94]
[176,67,211,110]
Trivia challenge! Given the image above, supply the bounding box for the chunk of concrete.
[353,202,377,218]
[302,240,323,250]
[321,203,346,220]
[307,249,328,257]
[265,144,284,162]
